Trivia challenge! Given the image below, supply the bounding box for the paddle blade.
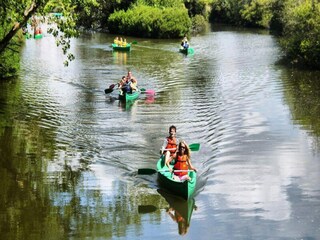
[189,143,200,151]
[138,168,157,175]
[109,84,116,89]
[104,88,113,94]
[132,40,138,44]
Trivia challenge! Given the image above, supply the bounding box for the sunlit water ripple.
[11,28,320,239]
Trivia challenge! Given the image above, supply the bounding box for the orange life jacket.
[166,137,177,156]
[174,154,188,176]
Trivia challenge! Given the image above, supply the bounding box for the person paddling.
[181,35,189,49]
[169,140,197,181]
[126,71,138,93]
[118,76,127,96]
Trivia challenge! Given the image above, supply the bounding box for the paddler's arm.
[160,138,168,155]
[187,158,197,172]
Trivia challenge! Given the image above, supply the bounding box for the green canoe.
[156,157,197,200]
[34,34,43,39]
[179,47,194,55]
[112,43,131,51]
[118,90,140,102]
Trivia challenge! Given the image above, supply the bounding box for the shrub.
[192,14,208,34]
[280,1,320,68]
[108,5,191,38]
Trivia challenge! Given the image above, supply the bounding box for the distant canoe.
[34,34,43,39]
[118,90,140,102]
[112,43,131,51]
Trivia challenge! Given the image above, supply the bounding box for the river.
[1,25,320,239]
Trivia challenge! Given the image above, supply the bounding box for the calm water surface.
[1,26,320,239]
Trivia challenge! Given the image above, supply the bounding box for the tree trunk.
[0,2,39,55]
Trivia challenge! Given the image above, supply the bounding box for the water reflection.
[157,189,196,236]
[117,99,139,111]
[144,93,155,104]
[2,27,320,239]
[112,51,129,65]
[105,93,140,112]
[281,68,320,139]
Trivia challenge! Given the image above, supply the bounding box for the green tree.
[108,1,191,38]
[280,0,320,68]
[0,0,98,78]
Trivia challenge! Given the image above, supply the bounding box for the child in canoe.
[161,125,179,165]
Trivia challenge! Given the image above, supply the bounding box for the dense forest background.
[1,0,320,78]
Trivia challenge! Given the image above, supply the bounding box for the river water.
[1,26,320,239]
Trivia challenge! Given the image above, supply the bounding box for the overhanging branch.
[0,1,39,55]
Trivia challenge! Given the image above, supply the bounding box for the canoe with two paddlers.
[156,157,197,200]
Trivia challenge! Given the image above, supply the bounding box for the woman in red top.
[170,140,197,181]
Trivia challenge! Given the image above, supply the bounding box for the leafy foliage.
[210,0,272,27]
[0,0,98,78]
[209,0,320,69]
[210,0,244,24]
[240,0,272,28]
[191,14,208,34]
[108,4,191,38]
[280,0,320,68]
[136,0,185,8]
